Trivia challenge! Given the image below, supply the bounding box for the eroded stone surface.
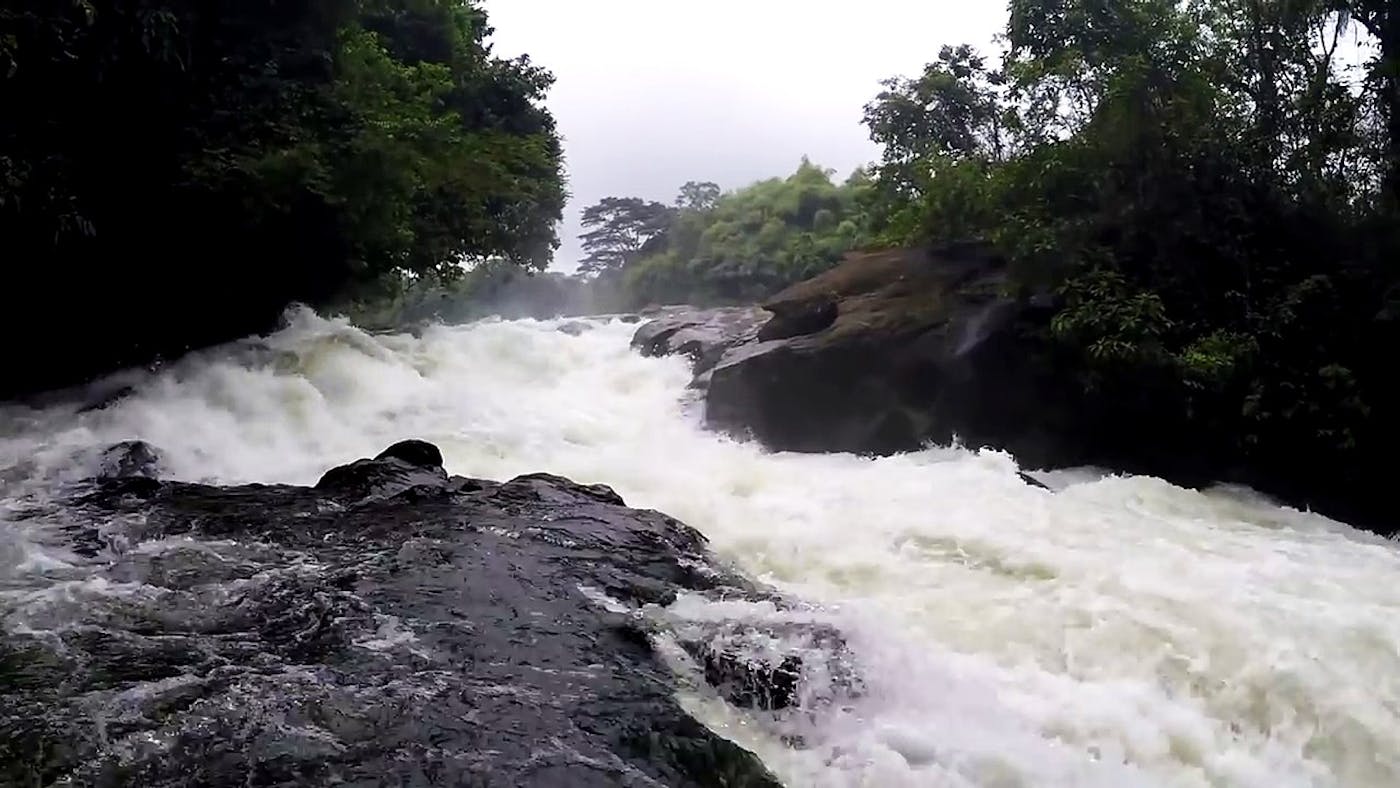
[0,443,832,787]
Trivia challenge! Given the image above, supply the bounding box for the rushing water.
[3,308,1400,787]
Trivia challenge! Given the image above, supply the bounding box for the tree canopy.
[585,160,874,306]
[860,0,1399,524]
[0,0,564,396]
[578,198,674,276]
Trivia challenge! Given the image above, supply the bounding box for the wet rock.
[98,440,163,480]
[1019,471,1052,491]
[500,472,627,507]
[631,306,770,381]
[3,443,795,787]
[676,620,860,713]
[702,651,803,711]
[557,320,592,336]
[317,442,450,503]
[756,298,837,342]
[374,438,444,468]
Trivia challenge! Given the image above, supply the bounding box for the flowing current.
[3,309,1399,787]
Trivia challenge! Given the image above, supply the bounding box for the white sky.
[480,0,1007,270]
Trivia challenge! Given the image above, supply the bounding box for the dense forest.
[0,0,564,397]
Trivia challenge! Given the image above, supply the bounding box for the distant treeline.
[576,161,876,306]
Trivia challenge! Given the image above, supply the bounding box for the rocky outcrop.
[634,245,1082,464]
[1,442,854,787]
[630,306,770,390]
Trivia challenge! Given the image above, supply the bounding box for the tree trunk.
[1386,62,1400,206]
[1377,10,1400,206]
[1246,0,1282,171]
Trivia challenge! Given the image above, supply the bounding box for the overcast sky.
[480,1,1007,271]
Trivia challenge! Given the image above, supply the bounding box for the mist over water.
[4,309,1400,786]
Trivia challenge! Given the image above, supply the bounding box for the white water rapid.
[3,309,1399,787]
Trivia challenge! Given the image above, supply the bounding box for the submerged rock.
[97,440,163,480]
[1019,471,1052,491]
[676,620,859,713]
[557,320,593,336]
[1,441,812,787]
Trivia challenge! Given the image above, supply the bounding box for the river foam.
[3,308,1398,786]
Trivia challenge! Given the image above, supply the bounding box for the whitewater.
[3,308,1399,787]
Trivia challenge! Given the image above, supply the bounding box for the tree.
[1337,0,1400,202]
[863,45,1009,180]
[676,181,721,212]
[578,197,674,276]
[619,161,872,305]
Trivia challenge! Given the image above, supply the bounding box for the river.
[3,308,1399,787]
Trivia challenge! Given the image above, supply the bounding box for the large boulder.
[631,306,770,388]
[673,245,1083,463]
[0,442,859,787]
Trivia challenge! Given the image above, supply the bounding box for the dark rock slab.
[1,442,806,787]
[633,246,1086,466]
[631,307,770,385]
[375,438,445,468]
[701,245,1074,457]
[1019,471,1052,491]
[676,620,859,713]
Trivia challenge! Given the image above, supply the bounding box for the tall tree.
[675,181,721,212]
[1340,0,1400,202]
[577,197,674,276]
[863,45,1008,181]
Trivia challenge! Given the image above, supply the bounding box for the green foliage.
[612,159,872,306]
[864,45,1010,172]
[675,181,721,212]
[862,0,1400,512]
[1051,269,1172,371]
[0,0,564,395]
[579,197,675,276]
